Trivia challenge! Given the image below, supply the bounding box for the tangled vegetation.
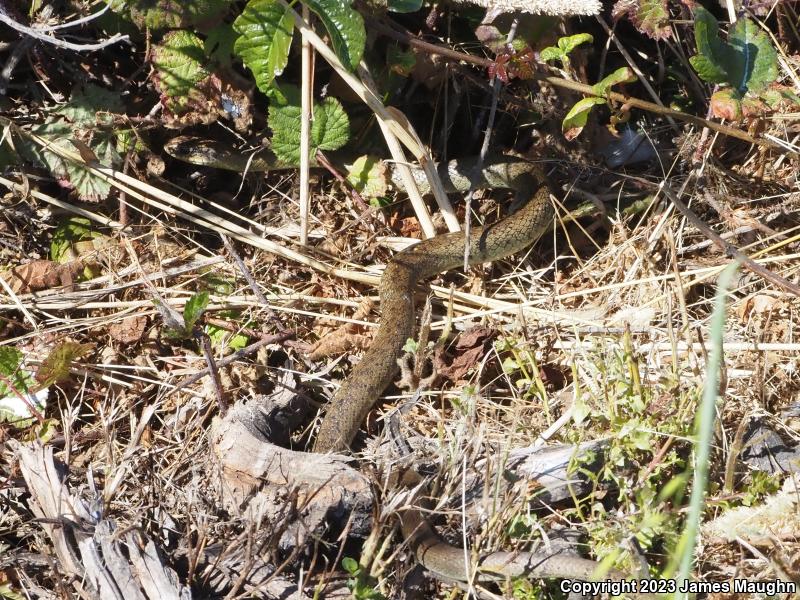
[1,0,800,598]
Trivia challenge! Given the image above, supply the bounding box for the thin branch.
[166,330,296,398]
[640,173,800,298]
[299,4,313,246]
[44,4,111,31]
[0,6,129,52]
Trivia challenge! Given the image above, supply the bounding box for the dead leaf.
[434,326,497,383]
[2,260,83,294]
[737,294,781,321]
[109,315,149,344]
[307,299,374,360]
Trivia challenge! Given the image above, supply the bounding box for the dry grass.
[3,5,800,600]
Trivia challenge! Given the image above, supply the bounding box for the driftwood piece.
[506,439,607,504]
[211,396,373,546]
[12,441,191,600]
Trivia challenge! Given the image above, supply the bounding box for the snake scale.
[166,137,652,592]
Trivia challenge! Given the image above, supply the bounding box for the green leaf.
[342,557,359,574]
[0,347,24,392]
[233,0,294,93]
[539,46,565,63]
[561,96,606,140]
[50,217,94,263]
[0,346,22,384]
[401,338,418,354]
[387,0,423,13]
[689,8,731,84]
[152,30,209,99]
[269,86,350,164]
[183,292,210,331]
[728,16,778,94]
[592,67,637,97]
[303,0,365,70]
[345,155,388,198]
[205,23,239,67]
[311,97,350,151]
[109,0,228,31]
[386,44,416,76]
[540,33,592,65]
[558,32,593,54]
[24,85,122,201]
[689,7,778,94]
[206,310,250,350]
[612,0,670,40]
[35,342,93,388]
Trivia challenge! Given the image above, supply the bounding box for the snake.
[166,136,654,592]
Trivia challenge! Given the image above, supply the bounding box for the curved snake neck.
[167,137,653,590]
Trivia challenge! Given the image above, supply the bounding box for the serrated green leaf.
[69,136,120,201]
[24,84,122,199]
[153,30,209,99]
[558,32,593,54]
[562,96,606,140]
[0,347,23,381]
[183,291,210,331]
[613,0,670,40]
[311,97,350,151]
[303,0,365,70]
[35,342,93,388]
[0,347,33,401]
[270,102,304,164]
[387,0,423,13]
[205,23,239,67]
[690,7,734,84]
[592,67,637,97]
[233,0,294,93]
[56,84,122,125]
[269,86,351,164]
[728,16,778,94]
[111,0,227,30]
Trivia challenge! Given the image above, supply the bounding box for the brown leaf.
[434,326,497,383]
[109,315,149,344]
[736,294,781,321]
[3,260,82,294]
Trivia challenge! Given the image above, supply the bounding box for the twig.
[369,19,795,154]
[315,149,369,212]
[299,4,313,246]
[595,15,679,131]
[220,233,289,334]
[0,6,129,52]
[463,19,517,270]
[43,3,111,31]
[640,173,800,298]
[166,330,295,398]
[197,330,228,415]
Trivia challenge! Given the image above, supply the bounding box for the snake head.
[163,136,220,167]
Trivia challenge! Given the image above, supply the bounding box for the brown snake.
[166,137,654,591]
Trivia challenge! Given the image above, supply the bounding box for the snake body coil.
[166,137,652,590]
